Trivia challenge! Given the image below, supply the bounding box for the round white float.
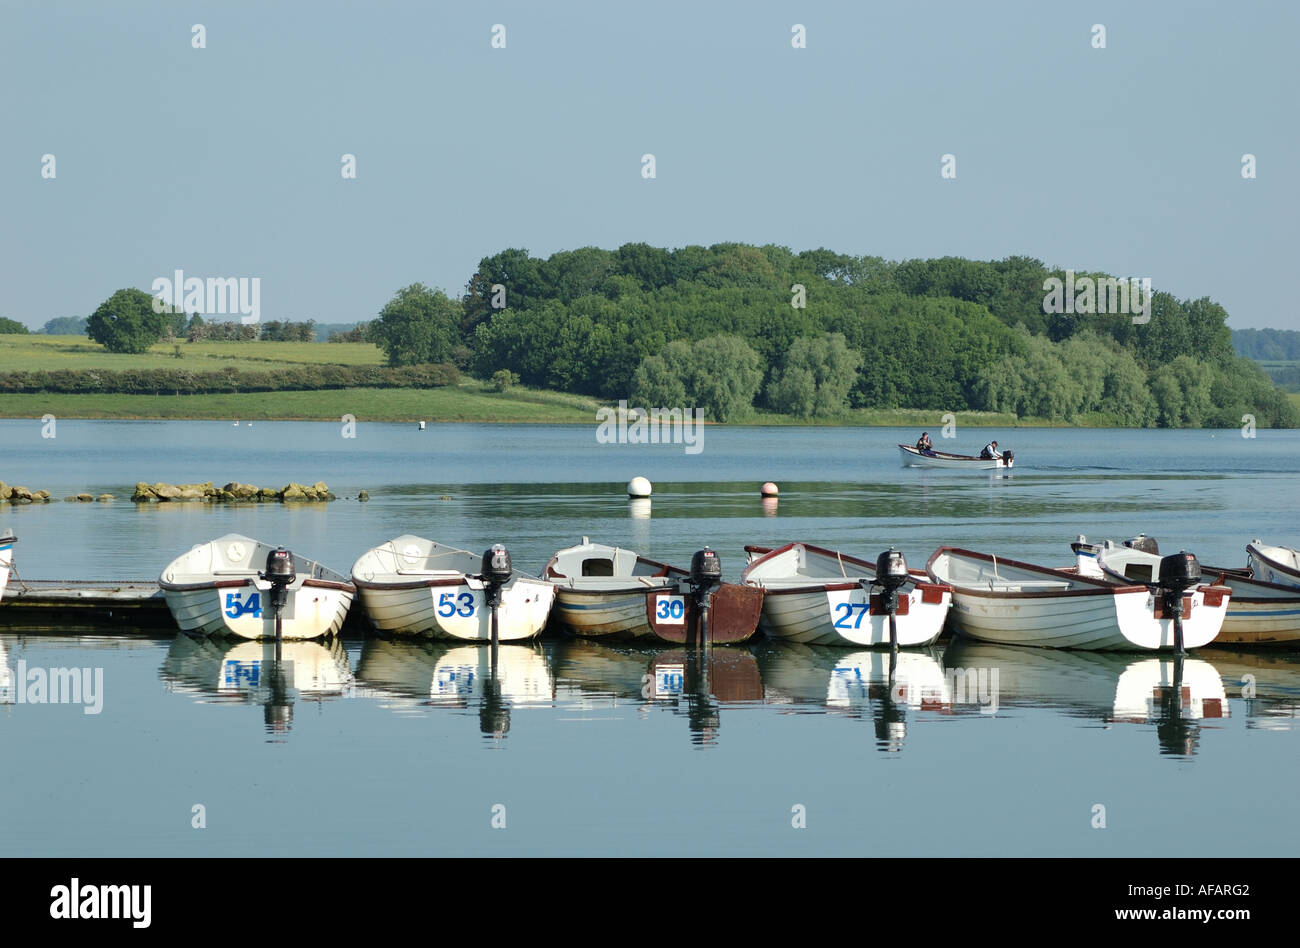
[760,481,779,497]
[627,476,652,498]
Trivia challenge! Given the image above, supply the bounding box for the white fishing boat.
[1087,536,1300,647]
[926,547,1230,650]
[544,539,688,639]
[160,534,354,640]
[741,542,951,647]
[352,535,555,641]
[1246,541,1300,589]
[0,530,15,601]
[898,444,1013,469]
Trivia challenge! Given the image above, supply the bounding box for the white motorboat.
[741,542,951,647]
[1086,536,1300,647]
[926,546,1229,650]
[0,530,15,601]
[1246,541,1300,588]
[351,536,554,642]
[160,534,354,640]
[898,444,1013,469]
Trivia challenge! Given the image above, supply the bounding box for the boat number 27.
[225,591,263,619]
[438,591,477,618]
[827,591,871,629]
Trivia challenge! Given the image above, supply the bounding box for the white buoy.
[418,421,426,430]
[627,476,652,498]
[761,481,779,497]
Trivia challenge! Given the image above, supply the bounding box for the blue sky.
[1,0,1295,329]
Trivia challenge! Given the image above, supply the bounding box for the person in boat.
[980,440,1003,460]
[915,432,935,455]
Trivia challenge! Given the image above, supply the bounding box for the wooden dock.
[0,579,174,630]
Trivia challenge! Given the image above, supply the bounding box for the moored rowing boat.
[742,542,951,647]
[352,536,555,642]
[160,534,354,640]
[927,547,1229,651]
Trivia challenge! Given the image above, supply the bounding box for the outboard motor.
[481,544,512,650]
[259,547,296,645]
[1125,534,1160,556]
[1157,551,1201,654]
[1003,448,1013,465]
[874,549,909,652]
[688,548,722,646]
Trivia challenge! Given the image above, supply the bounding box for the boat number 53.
[438,591,477,618]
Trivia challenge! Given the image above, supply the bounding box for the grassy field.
[0,334,1099,426]
[0,334,385,371]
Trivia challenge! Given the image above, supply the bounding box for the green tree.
[374,284,463,367]
[87,288,168,353]
[766,332,862,417]
[0,317,29,334]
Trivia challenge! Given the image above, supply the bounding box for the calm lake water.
[1,420,1298,856]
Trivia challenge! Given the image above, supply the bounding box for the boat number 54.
[225,591,263,619]
[438,591,477,618]
[654,595,686,624]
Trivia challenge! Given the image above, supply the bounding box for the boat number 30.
[225,591,263,619]
[654,595,686,624]
[438,591,477,618]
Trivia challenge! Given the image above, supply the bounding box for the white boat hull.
[758,584,949,647]
[358,578,555,641]
[0,533,13,601]
[930,547,1229,651]
[743,542,951,648]
[163,579,353,640]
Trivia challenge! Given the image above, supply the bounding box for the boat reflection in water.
[647,648,764,745]
[355,640,553,739]
[1196,649,1300,731]
[941,640,1230,756]
[757,644,952,752]
[548,640,764,745]
[161,634,354,735]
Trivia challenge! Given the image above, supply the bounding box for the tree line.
[34,247,1300,427]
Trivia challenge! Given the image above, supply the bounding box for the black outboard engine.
[1125,534,1160,556]
[481,544,512,649]
[688,548,722,647]
[261,547,295,614]
[481,544,512,587]
[1003,448,1013,464]
[690,547,722,589]
[1157,551,1201,654]
[875,549,909,652]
